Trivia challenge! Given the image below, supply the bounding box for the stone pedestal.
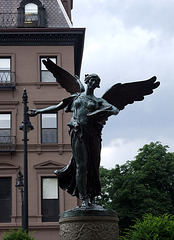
[59,205,119,240]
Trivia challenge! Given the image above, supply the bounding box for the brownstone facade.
[0,0,85,239]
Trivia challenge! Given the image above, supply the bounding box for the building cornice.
[0,28,85,76]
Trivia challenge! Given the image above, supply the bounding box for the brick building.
[0,0,85,239]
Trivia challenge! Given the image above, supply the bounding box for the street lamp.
[19,89,34,232]
[15,170,24,229]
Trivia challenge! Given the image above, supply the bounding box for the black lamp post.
[15,170,24,229]
[19,89,34,232]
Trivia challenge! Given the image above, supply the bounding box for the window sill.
[0,84,15,90]
[34,82,60,89]
[0,222,60,229]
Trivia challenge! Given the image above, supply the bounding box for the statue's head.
[84,74,101,88]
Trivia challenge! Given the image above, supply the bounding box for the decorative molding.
[0,101,19,105]
[0,161,19,170]
[16,143,71,152]
[0,30,84,46]
[19,0,43,7]
[33,160,66,169]
[59,216,119,240]
[16,83,35,86]
[33,100,60,106]
[0,222,60,230]
[34,82,61,89]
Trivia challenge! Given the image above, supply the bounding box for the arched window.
[25,3,38,14]
[25,3,38,26]
[18,0,46,28]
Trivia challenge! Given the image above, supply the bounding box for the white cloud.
[72,1,174,168]
[101,137,174,169]
[101,138,146,169]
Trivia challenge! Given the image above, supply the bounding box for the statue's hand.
[28,109,38,117]
[112,106,119,115]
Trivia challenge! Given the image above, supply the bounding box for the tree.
[120,214,174,240]
[97,142,174,234]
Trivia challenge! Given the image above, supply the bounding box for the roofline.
[57,0,73,27]
[0,27,85,33]
[0,28,85,77]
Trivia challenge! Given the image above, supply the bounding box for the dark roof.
[0,0,72,28]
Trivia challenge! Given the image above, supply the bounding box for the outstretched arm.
[29,101,65,117]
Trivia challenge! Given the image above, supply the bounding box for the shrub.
[120,214,174,240]
[2,228,35,240]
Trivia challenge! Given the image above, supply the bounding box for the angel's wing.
[43,58,85,94]
[102,76,160,110]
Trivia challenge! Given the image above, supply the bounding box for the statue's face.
[88,77,100,89]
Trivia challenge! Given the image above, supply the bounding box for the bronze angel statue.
[29,58,160,207]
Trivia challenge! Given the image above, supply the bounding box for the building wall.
[0,42,80,240]
[0,0,85,237]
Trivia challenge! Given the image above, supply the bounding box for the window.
[41,113,58,143]
[40,57,57,82]
[17,0,46,28]
[0,177,12,222]
[41,177,59,222]
[25,3,38,14]
[0,58,11,83]
[25,3,38,27]
[0,113,16,152]
[0,113,11,143]
[0,57,15,88]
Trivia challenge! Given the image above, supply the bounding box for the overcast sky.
[72,0,174,169]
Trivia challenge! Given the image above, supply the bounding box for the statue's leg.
[72,137,88,205]
[90,196,96,204]
[88,135,102,204]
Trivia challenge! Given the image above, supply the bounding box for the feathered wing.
[102,76,160,110]
[43,58,85,94]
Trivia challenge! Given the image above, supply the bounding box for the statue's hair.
[84,73,101,84]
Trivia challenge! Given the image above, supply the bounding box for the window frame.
[17,0,46,28]
[41,113,58,144]
[0,55,16,88]
[40,56,57,83]
[41,176,59,222]
[0,113,11,143]
[0,177,12,223]
[25,3,39,26]
[0,57,11,84]
[25,3,38,13]
[0,105,17,152]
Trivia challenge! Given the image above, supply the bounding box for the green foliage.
[2,228,35,240]
[97,142,174,234]
[120,214,174,240]
[96,166,112,208]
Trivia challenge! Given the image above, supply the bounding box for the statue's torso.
[70,94,99,126]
